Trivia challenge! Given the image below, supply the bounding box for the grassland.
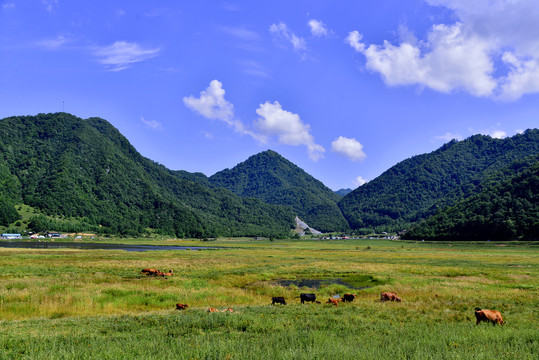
[1,238,537,359]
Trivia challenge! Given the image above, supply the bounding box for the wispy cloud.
[239,60,270,78]
[270,22,306,52]
[36,35,70,49]
[42,0,58,12]
[141,116,162,130]
[434,132,463,142]
[2,2,15,10]
[220,26,261,41]
[331,136,366,161]
[93,41,160,71]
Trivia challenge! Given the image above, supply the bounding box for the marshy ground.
[1,238,537,359]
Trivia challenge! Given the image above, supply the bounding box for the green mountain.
[335,188,353,197]
[209,150,349,232]
[404,156,539,240]
[338,130,539,233]
[0,113,295,237]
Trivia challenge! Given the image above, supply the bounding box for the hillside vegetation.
[0,113,294,237]
[404,156,539,240]
[339,130,539,234]
[209,150,349,232]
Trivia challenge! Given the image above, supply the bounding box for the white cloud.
[220,26,261,41]
[488,130,507,139]
[183,80,234,123]
[141,116,162,130]
[183,80,263,141]
[2,2,15,10]
[94,41,160,71]
[348,0,539,100]
[346,31,365,52]
[42,0,58,12]
[434,132,463,142]
[331,136,366,161]
[308,19,328,37]
[36,35,69,49]
[255,101,325,161]
[354,176,367,187]
[269,22,306,52]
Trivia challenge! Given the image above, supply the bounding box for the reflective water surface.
[0,241,218,252]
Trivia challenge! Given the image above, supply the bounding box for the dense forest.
[338,130,539,234]
[0,113,295,237]
[208,150,349,232]
[404,156,539,240]
[0,113,537,240]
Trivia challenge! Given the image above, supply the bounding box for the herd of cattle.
[141,269,505,326]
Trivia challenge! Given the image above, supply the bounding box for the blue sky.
[1,1,538,190]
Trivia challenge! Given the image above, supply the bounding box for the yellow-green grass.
[1,239,537,358]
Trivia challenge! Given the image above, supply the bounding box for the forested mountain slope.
[0,113,294,237]
[339,130,539,233]
[404,156,539,240]
[209,150,349,232]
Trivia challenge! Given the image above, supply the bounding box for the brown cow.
[223,307,234,312]
[326,298,342,306]
[208,307,220,313]
[380,292,402,302]
[475,308,505,326]
[342,293,356,302]
[175,303,189,310]
[162,269,173,276]
[141,268,159,276]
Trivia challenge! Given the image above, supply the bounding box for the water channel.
[0,241,219,252]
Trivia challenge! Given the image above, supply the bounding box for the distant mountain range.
[0,113,537,240]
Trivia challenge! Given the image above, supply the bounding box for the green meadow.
[1,238,537,359]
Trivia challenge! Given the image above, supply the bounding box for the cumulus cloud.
[269,22,306,52]
[308,19,328,37]
[255,101,325,161]
[183,80,234,123]
[331,136,366,161]
[346,31,365,52]
[347,0,539,100]
[487,130,507,139]
[94,41,160,71]
[141,116,162,130]
[354,176,367,187]
[183,80,263,141]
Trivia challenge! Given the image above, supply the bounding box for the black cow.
[271,296,287,305]
[298,293,317,304]
[342,293,356,302]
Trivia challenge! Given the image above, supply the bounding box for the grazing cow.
[163,269,174,277]
[380,292,402,302]
[175,303,189,310]
[342,293,356,302]
[155,270,165,277]
[271,297,287,305]
[208,307,220,313]
[298,293,317,304]
[141,268,159,276]
[326,298,342,306]
[475,308,505,326]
